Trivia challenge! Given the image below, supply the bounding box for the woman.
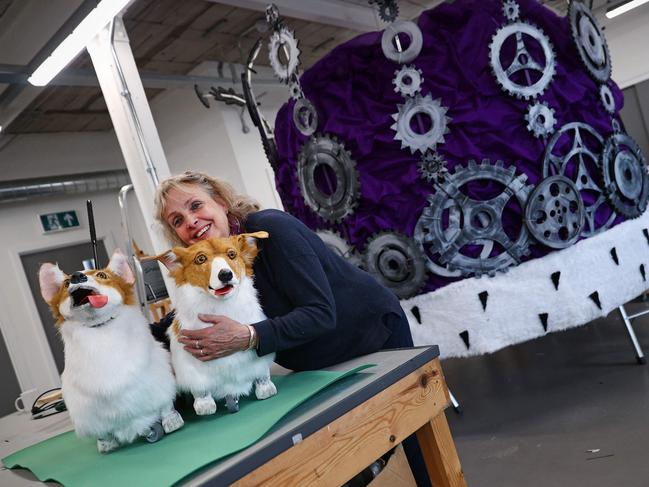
[152,170,431,487]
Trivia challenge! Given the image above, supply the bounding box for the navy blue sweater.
[245,209,405,371]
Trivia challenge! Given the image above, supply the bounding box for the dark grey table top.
[185,345,440,486]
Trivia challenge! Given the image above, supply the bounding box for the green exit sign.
[40,211,80,233]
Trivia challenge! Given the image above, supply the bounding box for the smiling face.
[163,184,231,246]
[155,232,268,301]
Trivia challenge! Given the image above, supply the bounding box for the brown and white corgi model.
[38,250,184,453]
[154,232,277,415]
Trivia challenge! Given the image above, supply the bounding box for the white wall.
[0,188,149,396]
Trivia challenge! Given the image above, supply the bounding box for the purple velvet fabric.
[272,0,625,293]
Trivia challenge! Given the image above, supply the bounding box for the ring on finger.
[200,348,206,356]
[195,340,200,349]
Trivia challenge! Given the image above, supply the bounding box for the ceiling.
[0,0,609,135]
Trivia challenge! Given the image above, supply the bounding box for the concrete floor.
[441,300,649,487]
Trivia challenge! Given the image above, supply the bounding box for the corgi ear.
[237,232,268,266]
[39,263,66,303]
[239,231,269,247]
[147,248,183,272]
[107,249,134,285]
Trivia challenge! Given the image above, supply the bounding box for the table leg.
[415,410,466,487]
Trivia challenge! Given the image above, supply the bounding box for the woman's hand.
[177,314,250,361]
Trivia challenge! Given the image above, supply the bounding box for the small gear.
[543,122,614,236]
[265,4,281,29]
[381,20,423,64]
[316,230,362,267]
[363,232,428,299]
[268,27,300,83]
[569,1,611,83]
[288,80,303,100]
[370,0,399,23]
[414,159,533,278]
[292,98,319,136]
[600,132,649,218]
[525,102,556,138]
[599,84,615,114]
[524,175,585,249]
[503,0,520,22]
[391,93,451,154]
[418,151,448,183]
[489,21,556,100]
[297,134,361,223]
[612,118,621,134]
[393,65,423,97]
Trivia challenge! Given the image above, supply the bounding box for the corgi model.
[38,250,184,453]
[154,232,277,415]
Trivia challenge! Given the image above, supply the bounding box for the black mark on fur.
[478,291,489,311]
[644,229,649,245]
[551,271,561,290]
[641,264,646,282]
[459,330,470,349]
[539,313,549,332]
[410,306,421,324]
[610,247,619,265]
[589,291,602,310]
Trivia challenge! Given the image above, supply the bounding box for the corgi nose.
[218,269,233,283]
[70,272,88,284]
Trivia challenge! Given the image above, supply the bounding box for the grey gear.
[391,93,451,154]
[524,175,585,249]
[525,101,556,138]
[268,27,300,83]
[418,151,449,183]
[316,230,362,267]
[416,159,533,278]
[292,98,319,136]
[289,80,303,101]
[543,122,614,236]
[381,20,423,64]
[393,65,423,97]
[489,21,556,100]
[265,4,281,29]
[600,132,649,218]
[363,232,428,299]
[503,0,520,22]
[612,118,621,134]
[370,0,399,23]
[599,84,615,114]
[569,1,611,83]
[297,134,360,223]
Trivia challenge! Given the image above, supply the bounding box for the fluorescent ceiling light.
[606,0,649,18]
[28,0,133,86]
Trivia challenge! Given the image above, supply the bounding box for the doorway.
[21,241,109,374]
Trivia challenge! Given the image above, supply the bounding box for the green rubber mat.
[3,365,373,486]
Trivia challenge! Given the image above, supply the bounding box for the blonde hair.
[154,171,261,247]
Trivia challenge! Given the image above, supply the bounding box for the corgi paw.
[255,378,277,400]
[97,437,119,453]
[162,410,184,433]
[194,395,217,415]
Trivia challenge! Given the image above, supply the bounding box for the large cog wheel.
[363,232,428,299]
[525,102,556,138]
[489,21,556,100]
[524,175,585,249]
[415,159,533,278]
[600,132,649,218]
[316,230,362,267]
[391,93,451,154]
[268,27,300,83]
[297,134,360,223]
[381,20,423,64]
[569,1,611,83]
[543,122,614,236]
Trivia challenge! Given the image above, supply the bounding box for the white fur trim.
[403,211,649,359]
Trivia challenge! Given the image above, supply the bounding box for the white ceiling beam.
[209,0,381,32]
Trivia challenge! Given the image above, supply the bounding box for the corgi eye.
[96,271,108,279]
[194,254,207,265]
[63,279,70,288]
[227,249,237,259]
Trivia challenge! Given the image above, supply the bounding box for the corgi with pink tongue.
[38,250,184,453]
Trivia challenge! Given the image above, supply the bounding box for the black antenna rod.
[86,199,99,269]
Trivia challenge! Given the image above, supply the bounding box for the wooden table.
[0,346,465,487]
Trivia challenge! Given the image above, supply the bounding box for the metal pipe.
[108,19,160,188]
